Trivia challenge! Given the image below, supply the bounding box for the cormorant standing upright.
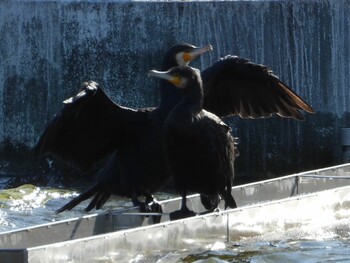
[149,66,239,220]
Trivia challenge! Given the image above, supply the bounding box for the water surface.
[1,185,350,262]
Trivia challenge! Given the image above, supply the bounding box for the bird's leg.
[131,191,151,212]
[169,192,196,221]
[144,193,163,224]
[131,191,143,207]
[145,194,154,204]
[145,193,162,213]
[131,192,162,224]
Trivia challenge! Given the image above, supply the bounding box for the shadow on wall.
[0,138,99,190]
[230,111,342,183]
[0,109,344,189]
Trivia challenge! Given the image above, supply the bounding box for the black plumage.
[202,55,314,119]
[35,43,315,214]
[37,44,213,214]
[149,66,239,220]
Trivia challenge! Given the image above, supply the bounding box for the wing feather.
[35,81,150,170]
[202,56,315,120]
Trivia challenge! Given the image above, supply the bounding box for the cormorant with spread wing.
[36,43,314,214]
[37,44,213,214]
[149,66,239,220]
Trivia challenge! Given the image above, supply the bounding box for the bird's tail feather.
[85,191,112,212]
[56,183,100,213]
[224,192,237,209]
[224,170,237,209]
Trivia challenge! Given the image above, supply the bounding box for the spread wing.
[201,55,315,120]
[35,81,150,170]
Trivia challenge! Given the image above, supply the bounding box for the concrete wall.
[1,0,350,182]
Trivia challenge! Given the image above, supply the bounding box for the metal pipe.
[298,175,350,179]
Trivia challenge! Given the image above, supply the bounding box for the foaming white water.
[2,185,350,262]
[230,190,350,244]
[87,188,350,262]
[132,188,350,262]
[0,185,79,231]
[0,184,168,232]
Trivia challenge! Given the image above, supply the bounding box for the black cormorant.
[36,43,315,215]
[149,66,239,220]
[37,44,213,215]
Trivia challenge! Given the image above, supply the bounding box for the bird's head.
[148,66,201,90]
[162,43,213,68]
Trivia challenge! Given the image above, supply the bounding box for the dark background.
[0,0,349,188]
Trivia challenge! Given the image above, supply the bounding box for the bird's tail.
[224,136,238,209]
[56,152,121,213]
[224,191,237,209]
[224,173,237,209]
[224,164,237,209]
[85,191,112,212]
[56,183,101,213]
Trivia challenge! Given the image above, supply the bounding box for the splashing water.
[0,184,173,232]
[0,184,80,231]
[1,185,350,262]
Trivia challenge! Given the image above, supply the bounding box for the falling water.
[0,0,350,180]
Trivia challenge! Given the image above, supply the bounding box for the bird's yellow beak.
[148,70,182,87]
[183,44,213,62]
